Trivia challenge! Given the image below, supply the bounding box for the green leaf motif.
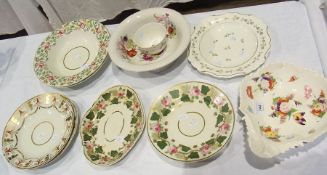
[201,85,210,95]
[90,127,98,136]
[86,112,95,120]
[125,90,132,98]
[150,112,160,121]
[90,154,100,161]
[95,146,103,153]
[169,90,180,99]
[181,145,191,152]
[160,132,168,139]
[97,111,105,119]
[161,108,171,116]
[83,133,92,141]
[217,136,227,144]
[181,94,191,102]
[102,93,111,100]
[157,141,167,149]
[110,150,118,157]
[136,110,142,117]
[131,117,137,124]
[188,152,200,159]
[111,98,119,104]
[221,104,229,113]
[216,114,224,126]
[126,101,132,108]
[125,134,131,142]
[206,138,215,145]
[204,96,211,106]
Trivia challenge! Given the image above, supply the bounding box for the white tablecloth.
[1,1,327,175]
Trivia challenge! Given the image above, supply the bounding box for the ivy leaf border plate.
[80,85,145,165]
[240,63,327,158]
[34,19,110,87]
[2,93,78,169]
[147,81,235,162]
[188,13,271,79]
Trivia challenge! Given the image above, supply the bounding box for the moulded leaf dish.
[80,85,145,165]
[240,63,327,158]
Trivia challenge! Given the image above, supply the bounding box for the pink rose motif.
[85,121,93,130]
[161,97,171,107]
[96,101,107,110]
[118,91,125,98]
[48,75,54,80]
[279,102,290,113]
[85,141,93,150]
[153,123,161,133]
[200,144,210,154]
[190,87,200,96]
[304,85,312,99]
[133,102,140,110]
[214,96,225,106]
[219,122,230,134]
[169,146,177,154]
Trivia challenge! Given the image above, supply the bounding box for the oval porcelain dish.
[2,93,78,169]
[34,19,110,87]
[80,85,145,165]
[147,81,235,162]
[240,63,327,158]
[188,13,271,78]
[108,8,191,72]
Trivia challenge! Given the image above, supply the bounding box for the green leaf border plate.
[80,85,145,165]
[33,19,110,87]
[147,81,235,162]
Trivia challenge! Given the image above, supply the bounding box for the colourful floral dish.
[188,13,271,78]
[108,8,191,72]
[80,85,145,165]
[240,63,327,158]
[2,93,78,169]
[34,19,110,87]
[147,81,234,162]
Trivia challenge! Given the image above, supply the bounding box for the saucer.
[34,19,110,87]
[108,8,191,72]
[147,81,234,162]
[188,13,271,78]
[2,93,78,168]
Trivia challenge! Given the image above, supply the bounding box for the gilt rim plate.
[240,63,327,158]
[147,81,235,162]
[34,19,110,87]
[188,13,271,78]
[2,93,78,169]
[108,8,191,72]
[80,85,145,165]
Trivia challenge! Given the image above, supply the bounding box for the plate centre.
[63,46,90,70]
[31,121,54,146]
[104,111,125,143]
[178,112,205,137]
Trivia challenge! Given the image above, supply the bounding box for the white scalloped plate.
[188,13,271,78]
[240,63,327,158]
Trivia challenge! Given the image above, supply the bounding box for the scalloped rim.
[239,62,327,158]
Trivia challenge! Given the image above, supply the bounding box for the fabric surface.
[0,0,23,35]
[0,1,327,175]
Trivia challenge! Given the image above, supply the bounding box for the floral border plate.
[108,8,191,72]
[34,19,110,87]
[80,85,145,165]
[147,81,234,162]
[2,93,78,169]
[240,63,327,158]
[188,13,271,78]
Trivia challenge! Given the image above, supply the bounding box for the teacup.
[133,22,167,55]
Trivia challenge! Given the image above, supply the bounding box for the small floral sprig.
[154,13,177,38]
[311,90,327,118]
[260,126,280,142]
[252,72,276,93]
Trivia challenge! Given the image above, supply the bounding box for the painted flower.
[254,72,276,92]
[85,121,93,130]
[127,48,137,57]
[271,95,298,123]
[311,90,327,117]
[36,62,45,69]
[200,144,210,154]
[133,102,140,110]
[161,96,171,107]
[167,25,174,34]
[293,112,306,125]
[169,146,177,154]
[304,85,312,99]
[219,122,230,134]
[260,126,280,141]
[289,75,297,82]
[117,91,125,98]
[279,101,290,114]
[214,96,225,106]
[48,75,54,81]
[153,123,161,133]
[190,87,200,96]
[143,54,153,61]
[85,141,93,150]
[96,101,107,110]
[246,86,253,99]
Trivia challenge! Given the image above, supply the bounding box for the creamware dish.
[34,19,110,87]
[240,63,327,158]
[108,8,191,72]
[147,81,234,162]
[80,85,145,165]
[2,93,78,169]
[188,13,271,78]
